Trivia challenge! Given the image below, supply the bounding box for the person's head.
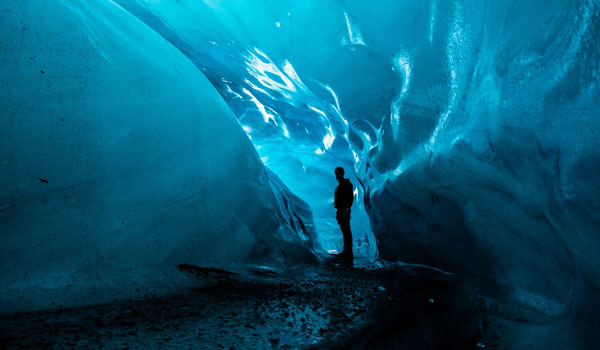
[335,167,345,182]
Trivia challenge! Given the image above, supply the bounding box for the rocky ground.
[1,260,489,349]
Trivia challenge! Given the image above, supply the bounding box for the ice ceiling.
[122,0,600,315]
[1,0,599,346]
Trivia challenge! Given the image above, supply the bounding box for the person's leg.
[340,219,353,258]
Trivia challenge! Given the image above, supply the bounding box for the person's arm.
[345,182,354,209]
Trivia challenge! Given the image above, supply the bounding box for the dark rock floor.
[1,261,488,349]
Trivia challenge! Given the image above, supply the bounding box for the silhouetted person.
[334,167,354,259]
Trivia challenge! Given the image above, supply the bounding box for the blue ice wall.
[0,0,315,311]
[124,0,600,346]
[2,0,599,346]
[118,0,379,260]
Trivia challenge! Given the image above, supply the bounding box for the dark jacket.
[334,178,354,211]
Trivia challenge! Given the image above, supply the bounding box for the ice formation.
[1,0,599,347]
[0,0,315,311]
[119,0,600,345]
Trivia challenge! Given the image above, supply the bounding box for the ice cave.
[1,0,599,348]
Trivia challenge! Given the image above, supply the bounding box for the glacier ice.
[120,0,380,260]
[0,0,314,311]
[2,0,600,347]
[122,0,599,346]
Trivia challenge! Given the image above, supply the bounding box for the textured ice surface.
[0,0,314,311]
[2,0,600,346]
[124,0,599,346]
[117,0,380,260]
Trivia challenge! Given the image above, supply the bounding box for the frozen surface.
[2,0,600,346]
[124,0,599,346]
[118,0,379,260]
[0,0,314,312]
